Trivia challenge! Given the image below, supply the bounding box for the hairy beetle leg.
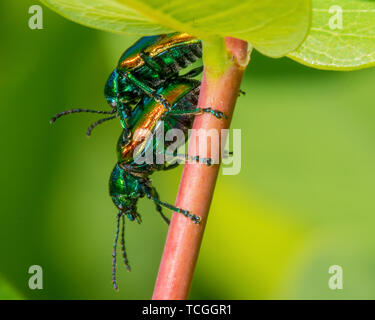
[152,187,171,225]
[167,107,228,119]
[199,107,228,119]
[181,66,204,78]
[120,71,172,111]
[162,151,214,166]
[145,192,200,224]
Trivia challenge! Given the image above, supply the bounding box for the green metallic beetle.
[49,33,228,290]
[50,33,203,135]
[109,77,227,289]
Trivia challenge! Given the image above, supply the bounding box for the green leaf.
[40,0,311,57]
[288,0,375,70]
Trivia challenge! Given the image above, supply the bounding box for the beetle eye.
[111,101,117,108]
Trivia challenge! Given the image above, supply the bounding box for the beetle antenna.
[50,108,116,124]
[120,215,131,271]
[86,115,117,136]
[112,212,122,290]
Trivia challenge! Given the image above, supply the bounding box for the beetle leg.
[159,150,214,167]
[198,107,228,119]
[163,162,180,171]
[119,70,171,110]
[180,66,203,78]
[151,187,170,225]
[166,107,228,119]
[144,188,200,224]
[172,152,213,166]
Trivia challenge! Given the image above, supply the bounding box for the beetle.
[50,33,203,135]
[48,33,228,290]
[109,77,227,289]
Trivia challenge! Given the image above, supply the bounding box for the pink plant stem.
[152,37,249,300]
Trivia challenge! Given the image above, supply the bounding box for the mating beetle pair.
[51,33,204,134]
[51,32,227,290]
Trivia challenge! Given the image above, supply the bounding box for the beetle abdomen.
[118,33,202,79]
[151,41,202,76]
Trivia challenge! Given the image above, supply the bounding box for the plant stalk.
[152,37,250,300]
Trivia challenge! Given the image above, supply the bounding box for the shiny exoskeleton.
[50,33,203,135]
[105,33,203,130]
[49,33,227,290]
[109,77,227,289]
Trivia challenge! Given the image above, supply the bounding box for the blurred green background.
[1,0,375,299]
